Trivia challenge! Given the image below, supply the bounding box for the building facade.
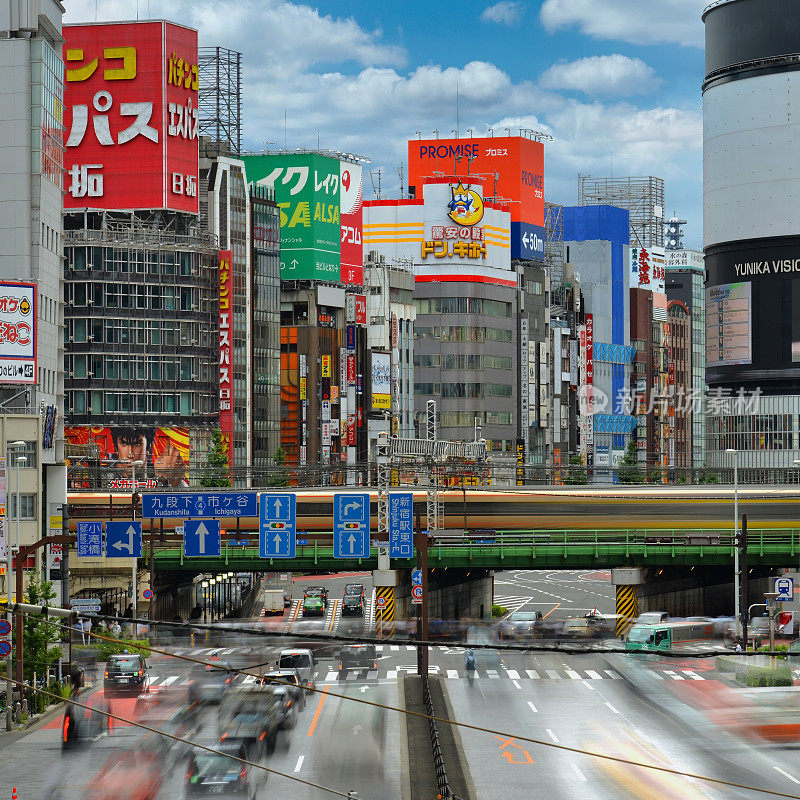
[667,300,692,469]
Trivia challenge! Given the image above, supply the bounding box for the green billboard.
[243,153,341,281]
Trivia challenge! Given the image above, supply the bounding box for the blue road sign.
[775,577,794,602]
[333,493,370,559]
[260,493,296,558]
[77,521,103,558]
[105,521,142,558]
[411,568,423,587]
[141,492,257,519]
[389,492,414,559]
[183,519,221,558]
[0,641,10,658]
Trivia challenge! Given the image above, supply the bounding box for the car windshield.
[280,654,311,669]
[627,627,654,643]
[194,753,241,775]
[109,657,140,669]
[510,612,539,621]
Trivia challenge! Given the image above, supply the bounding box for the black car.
[344,583,365,600]
[185,743,256,799]
[187,659,236,705]
[104,653,147,695]
[218,685,282,758]
[62,690,109,749]
[260,668,306,710]
[341,593,364,616]
[337,644,378,674]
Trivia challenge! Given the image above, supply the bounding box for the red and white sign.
[218,250,233,469]
[354,294,367,325]
[0,282,36,385]
[321,422,332,446]
[63,20,199,212]
[585,313,594,392]
[347,354,356,385]
[340,162,363,284]
[347,414,356,446]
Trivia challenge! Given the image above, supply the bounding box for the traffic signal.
[735,525,747,550]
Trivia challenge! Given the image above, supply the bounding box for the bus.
[625,620,716,651]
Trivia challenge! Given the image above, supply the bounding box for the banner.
[371,351,391,410]
[218,250,233,469]
[0,282,36,384]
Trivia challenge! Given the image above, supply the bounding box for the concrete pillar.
[612,567,643,638]
[372,569,401,637]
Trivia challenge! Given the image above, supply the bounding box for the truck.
[263,589,285,615]
[625,620,716,651]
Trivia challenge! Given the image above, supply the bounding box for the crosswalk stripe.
[447,669,459,679]
[242,675,257,684]
[160,676,180,686]
[325,671,338,682]
[584,670,603,680]
[485,670,500,679]
[386,670,397,680]
[545,669,561,680]
[391,645,399,651]
[375,645,384,652]
[604,670,621,679]
[664,670,685,680]
[506,669,520,680]
[406,645,415,651]
[683,670,704,680]
[526,669,541,679]
[565,669,582,680]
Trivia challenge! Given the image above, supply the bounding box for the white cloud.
[540,0,706,47]
[540,54,661,97]
[481,1,523,25]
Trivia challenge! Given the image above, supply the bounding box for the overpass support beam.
[612,567,643,638]
[373,569,401,637]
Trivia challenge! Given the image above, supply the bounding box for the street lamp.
[726,448,741,635]
[125,459,144,623]
[201,580,209,623]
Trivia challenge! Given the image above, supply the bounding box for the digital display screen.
[706,282,752,367]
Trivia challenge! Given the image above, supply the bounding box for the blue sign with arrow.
[259,493,296,558]
[105,521,142,558]
[183,519,221,558]
[333,493,370,559]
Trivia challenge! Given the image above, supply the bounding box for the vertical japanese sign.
[63,21,199,212]
[0,282,36,384]
[218,250,233,469]
[243,153,341,280]
[340,162,363,285]
[585,313,594,448]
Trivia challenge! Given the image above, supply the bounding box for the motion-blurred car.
[498,610,543,640]
[188,658,236,704]
[337,644,378,674]
[185,743,256,799]
[272,685,298,730]
[260,668,306,709]
[218,684,282,758]
[84,748,163,800]
[104,653,148,695]
[637,611,669,625]
[278,649,316,695]
[61,691,109,749]
[302,595,325,617]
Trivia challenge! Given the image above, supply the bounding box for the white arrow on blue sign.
[411,568,423,587]
[183,519,221,558]
[105,521,142,558]
[333,493,370,559]
[260,494,296,558]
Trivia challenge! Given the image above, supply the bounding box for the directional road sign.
[333,493,370,559]
[775,576,794,602]
[411,568,423,586]
[0,619,10,637]
[259,493,296,558]
[0,641,10,658]
[388,492,413,558]
[142,492,257,519]
[183,519,221,558]
[76,520,103,558]
[105,521,142,558]
[71,598,101,613]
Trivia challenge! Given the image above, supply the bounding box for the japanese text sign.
[0,282,36,385]
[63,20,199,212]
[77,520,103,558]
[218,250,233,471]
[388,492,414,558]
[141,492,258,518]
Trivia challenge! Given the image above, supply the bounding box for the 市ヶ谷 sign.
[141,492,257,518]
[333,493,370,558]
[259,493,297,558]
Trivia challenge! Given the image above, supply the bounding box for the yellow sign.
[321,355,331,378]
[372,394,390,410]
[50,515,63,529]
[447,182,484,226]
[299,377,306,400]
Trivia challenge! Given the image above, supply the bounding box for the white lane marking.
[242,675,257,684]
[406,645,415,651]
[527,701,538,713]
[387,670,397,680]
[683,670,704,681]
[604,670,621,679]
[605,702,621,715]
[160,675,180,686]
[391,645,400,652]
[582,680,595,691]
[545,669,561,680]
[775,766,800,784]
[664,670,685,681]
[506,669,520,680]
[447,670,459,679]
[565,669,581,680]
[526,669,541,679]
[218,648,235,656]
[571,764,588,782]
[294,755,305,773]
[485,670,500,679]
[546,728,559,743]
[375,645,384,652]
[325,671,338,682]
[512,680,522,689]
[584,670,603,680]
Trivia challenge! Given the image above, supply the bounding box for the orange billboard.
[408,136,544,260]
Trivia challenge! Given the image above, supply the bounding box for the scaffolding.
[198,47,242,157]
[578,175,665,249]
[543,201,565,295]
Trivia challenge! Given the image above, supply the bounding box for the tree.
[19,577,62,681]
[266,447,289,488]
[563,455,587,485]
[200,429,232,488]
[617,440,644,484]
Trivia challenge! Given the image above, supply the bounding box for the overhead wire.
[8,608,800,799]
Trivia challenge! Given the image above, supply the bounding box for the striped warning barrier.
[375,586,395,638]
[615,584,639,638]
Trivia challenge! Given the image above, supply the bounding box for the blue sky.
[66,0,707,248]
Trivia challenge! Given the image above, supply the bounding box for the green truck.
[625,620,716,651]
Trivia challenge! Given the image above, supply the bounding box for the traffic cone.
[12,788,17,799]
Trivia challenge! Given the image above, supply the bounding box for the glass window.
[9,494,37,520]
[180,392,192,416]
[72,354,87,379]
[8,442,37,469]
[72,391,86,414]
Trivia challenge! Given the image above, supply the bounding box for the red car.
[85,749,163,800]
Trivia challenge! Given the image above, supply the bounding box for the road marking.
[603,670,621,679]
[325,671,338,682]
[294,755,305,773]
[545,669,561,680]
[582,680,595,691]
[605,702,621,715]
[160,676,179,686]
[447,669,459,679]
[486,670,500,679]
[542,603,562,619]
[546,728,559,743]
[584,670,603,680]
[565,669,581,680]
[774,766,800,784]
[527,701,538,713]
[526,669,541,679]
[375,645,384,652]
[387,670,397,679]
[664,670,685,681]
[506,669,520,680]
[242,675,257,685]
[327,599,340,631]
[307,686,329,737]
[571,764,588,782]
[683,670,704,680]
[512,680,522,689]
[391,645,400,651]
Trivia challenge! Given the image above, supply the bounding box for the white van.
[278,649,316,695]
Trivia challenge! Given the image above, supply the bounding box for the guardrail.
[422,674,460,800]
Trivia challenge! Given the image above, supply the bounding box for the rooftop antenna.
[456,82,460,138]
[284,109,287,150]
[370,168,383,200]
[398,162,405,199]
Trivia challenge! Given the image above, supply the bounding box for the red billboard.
[407,136,544,260]
[63,20,199,213]
[218,251,233,468]
[340,162,363,284]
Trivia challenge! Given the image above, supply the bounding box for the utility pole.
[740,514,748,648]
[414,510,429,678]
